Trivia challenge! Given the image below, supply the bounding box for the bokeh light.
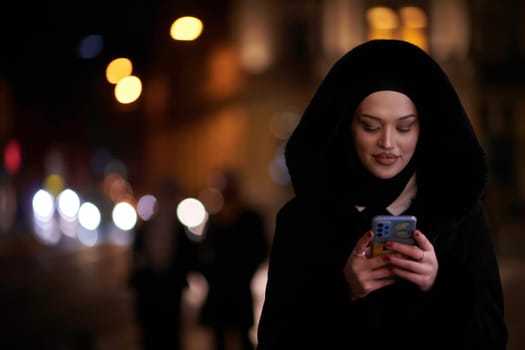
[114,75,142,104]
[176,197,207,228]
[56,188,80,221]
[78,202,101,231]
[112,201,137,231]
[106,57,133,84]
[3,139,21,176]
[32,189,55,221]
[44,174,65,198]
[170,16,203,41]
[137,194,157,221]
[77,34,104,59]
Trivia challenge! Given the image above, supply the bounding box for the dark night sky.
[0,0,231,117]
[0,1,162,188]
[0,0,233,191]
[0,1,156,98]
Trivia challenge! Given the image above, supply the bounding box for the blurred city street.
[1,1,524,349]
[0,230,267,350]
[0,218,523,350]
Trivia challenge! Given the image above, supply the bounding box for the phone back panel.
[371,215,417,256]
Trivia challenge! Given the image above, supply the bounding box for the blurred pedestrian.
[197,170,268,350]
[129,179,198,350]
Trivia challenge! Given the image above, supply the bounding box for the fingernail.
[367,231,373,238]
[385,241,393,248]
[414,231,420,237]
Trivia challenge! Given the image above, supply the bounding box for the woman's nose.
[378,129,393,148]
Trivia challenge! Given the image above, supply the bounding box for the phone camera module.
[375,222,391,238]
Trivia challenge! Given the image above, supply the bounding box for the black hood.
[285,39,487,226]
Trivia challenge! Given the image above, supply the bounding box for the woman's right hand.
[343,230,396,301]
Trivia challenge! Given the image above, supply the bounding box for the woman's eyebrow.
[358,113,417,121]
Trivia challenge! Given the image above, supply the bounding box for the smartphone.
[371,215,417,256]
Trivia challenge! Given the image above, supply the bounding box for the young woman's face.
[351,90,419,179]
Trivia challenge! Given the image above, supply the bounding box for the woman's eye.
[397,123,416,132]
[363,124,380,132]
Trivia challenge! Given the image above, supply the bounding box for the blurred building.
[0,0,524,235]
[141,0,525,236]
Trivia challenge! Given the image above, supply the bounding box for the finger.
[357,268,397,296]
[353,230,373,255]
[386,255,425,273]
[384,241,423,261]
[413,230,432,251]
[389,267,420,282]
[389,263,434,289]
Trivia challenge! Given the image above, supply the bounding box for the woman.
[256,40,507,350]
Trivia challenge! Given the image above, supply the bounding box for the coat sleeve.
[428,201,507,349]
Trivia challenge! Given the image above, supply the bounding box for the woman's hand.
[343,230,396,301]
[382,229,438,292]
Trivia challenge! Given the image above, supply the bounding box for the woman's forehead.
[356,90,418,115]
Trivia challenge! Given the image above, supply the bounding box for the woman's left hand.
[382,229,438,292]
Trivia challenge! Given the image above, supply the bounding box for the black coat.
[256,39,507,350]
[257,198,506,350]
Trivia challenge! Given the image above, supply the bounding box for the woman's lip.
[374,154,398,165]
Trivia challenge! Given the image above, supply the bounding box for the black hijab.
[285,39,487,227]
